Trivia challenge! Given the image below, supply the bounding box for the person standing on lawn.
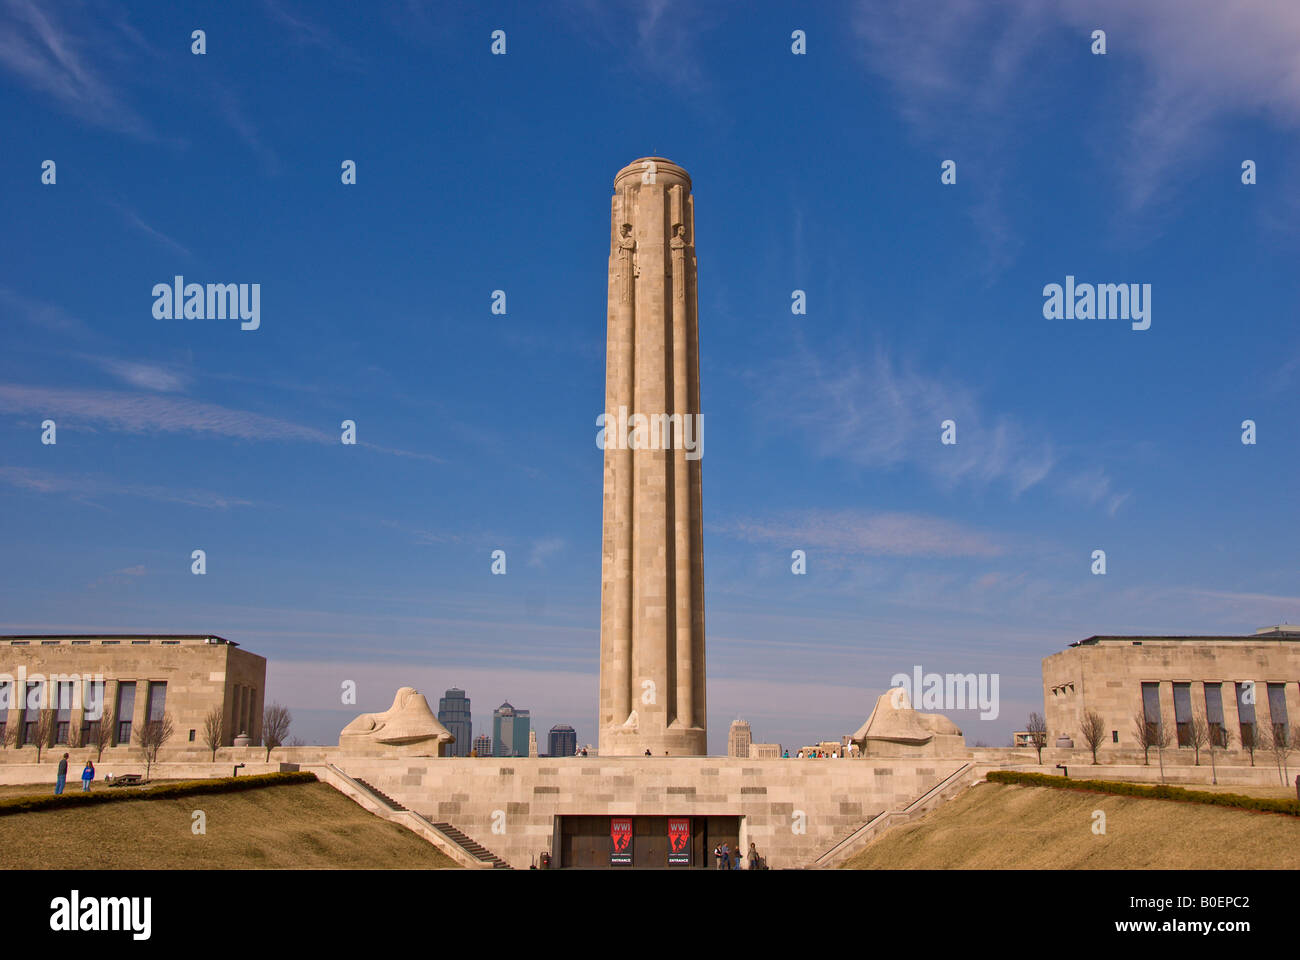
[55,753,69,795]
[81,759,95,792]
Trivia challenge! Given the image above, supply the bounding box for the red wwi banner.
[610,817,633,866]
[668,817,691,866]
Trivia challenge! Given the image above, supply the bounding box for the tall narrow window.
[1236,682,1256,749]
[146,682,167,725]
[1141,682,1162,742]
[1267,683,1288,742]
[1204,683,1226,747]
[0,679,10,746]
[116,682,136,744]
[1172,682,1192,747]
[0,679,10,720]
[55,680,74,744]
[82,679,105,744]
[23,681,43,746]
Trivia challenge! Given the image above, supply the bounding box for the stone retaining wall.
[330,755,969,869]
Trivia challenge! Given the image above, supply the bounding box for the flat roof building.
[492,701,530,758]
[438,688,472,758]
[727,719,752,758]
[548,723,577,758]
[1042,626,1300,760]
[0,634,266,756]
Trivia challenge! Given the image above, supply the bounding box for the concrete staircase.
[316,763,510,869]
[352,777,407,811]
[814,762,981,868]
[430,821,512,869]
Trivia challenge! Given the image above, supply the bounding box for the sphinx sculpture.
[339,687,454,756]
[850,689,968,758]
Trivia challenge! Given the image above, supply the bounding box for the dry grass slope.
[0,782,461,869]
[845,782,1300,870]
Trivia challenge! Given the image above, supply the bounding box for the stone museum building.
[0,634,266,753]
[1042,625,1300,755]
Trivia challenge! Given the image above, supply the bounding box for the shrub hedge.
[0,771,318,817]
[986,769,1300,816]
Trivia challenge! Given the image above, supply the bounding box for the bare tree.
[1026,712,1048,764]
[1240,722,1259,767]
[31,710,55,762]
[1187,711,1210,766]
[2,719,19,750]
[1206,721,1231,785]
[1150,718,1171,781]
[1080,711,1107,764]
[202,705,224,762]
[1132,711,1155,765]
[262,703,292,761]
[1263,725,1299,787]
[91,708,113,762]
[134,713,175,780]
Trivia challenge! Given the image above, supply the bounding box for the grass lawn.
[844,781,1300,869]
[0,781,461,869]
[1167,780,1296,799]
[0,780,182,801]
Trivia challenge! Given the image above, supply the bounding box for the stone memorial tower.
[599,157,706,756]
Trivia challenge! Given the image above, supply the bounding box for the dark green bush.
[0,771,318,817]
[986,769,1299,816]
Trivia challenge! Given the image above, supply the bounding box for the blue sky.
[2,0,1298,753]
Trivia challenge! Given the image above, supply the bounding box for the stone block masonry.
[333,755,968,869]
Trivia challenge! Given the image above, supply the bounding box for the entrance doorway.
[555,815,740,869]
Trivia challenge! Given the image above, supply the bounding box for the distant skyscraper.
[548,723,577,758]
[472,734,492,757]
[728,719,753,758]
[492,701,531,757]
[438,687,472,758]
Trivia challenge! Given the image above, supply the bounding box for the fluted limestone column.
[599,157,706,756]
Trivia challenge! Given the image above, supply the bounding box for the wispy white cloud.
[1054,0,1300,207]
[0,0,151,136]
[711,509,1004,559]
[0,466,254,509]
[261,0,363,66]
[1062,466,1131,517]
[378,520,469,546]
[0,383,332,443]
[756,341,1072,502]
[528,537,567,568]
[0,286,95,339]
[569,0,724,96]
[107,201,191,257]
[853,0,1300,212]
[87,357,190,393]
[214,87,279,172]
[88,563,147,589]
[0,382,442,462]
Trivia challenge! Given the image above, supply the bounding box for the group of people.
[794,746,856,759]
[712,841,765,870]
[53,753,95,795]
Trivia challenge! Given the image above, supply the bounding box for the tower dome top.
[614,157,691,189]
